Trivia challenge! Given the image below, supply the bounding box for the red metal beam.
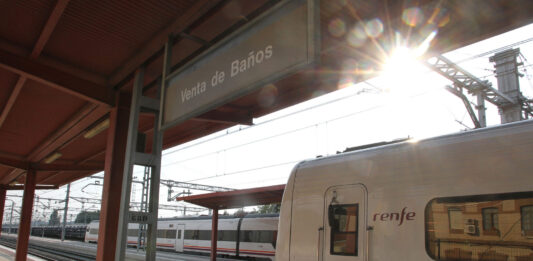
[0,77,25,128]
[31,0,70,59]
[0,39,106,85]
[15,169,36,261]
[108,0,218,87]
[27,104,109,162]
[0,169,25,185]
[96,93,130,261]
[0,185,57,190]
[32,162,104,172]
[211,208,219,261]
[0,0,70,129]
[0,156,28,170]
[0,189,6,236]
[0,49,114,106]
[37,150,105,184]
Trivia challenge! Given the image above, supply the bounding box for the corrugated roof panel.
[0,81,86,157]
[42,0,199,75]
[0,69,20,108]
[0,0,54,49]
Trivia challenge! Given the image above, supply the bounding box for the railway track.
[0,237,95,261]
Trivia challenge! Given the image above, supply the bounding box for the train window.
[521,205,533,236]
[426,192,533,261]
[482,207,499,231]
[156,229,176,239]
[199,230,211,240]
[447,207,464,233]
[165,229,177,239]
[240,230,275,243]
[184,230,212,240]
[184,230,194,239]
[184,230,248,241]
[177,230,181,239]
[329,204,358,256]
[241,230,253,242]
[218,230,237,241]
[259,231,272,243]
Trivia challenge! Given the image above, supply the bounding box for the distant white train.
[85,214,278,260]
[275,120,533,261]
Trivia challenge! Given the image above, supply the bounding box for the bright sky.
[6,22,533,222]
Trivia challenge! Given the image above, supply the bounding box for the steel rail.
[0,236,95,261]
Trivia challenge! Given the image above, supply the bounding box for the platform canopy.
[0,0,532,188]
[177,184,285,209]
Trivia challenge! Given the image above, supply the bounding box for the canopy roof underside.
[0,0,531,188]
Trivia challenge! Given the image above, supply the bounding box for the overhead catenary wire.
[183,87,457,183]
[162,82,388,158]
[186,160,300,183]
[454,37,533,64]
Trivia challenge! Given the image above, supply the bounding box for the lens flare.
[336,0,348,6]
[328,18,346,37]
[428,7,450,27]
[347,23,367,47]
[337,76,355,90]
[437,13,450,27]
[414,29,437,56]
[341,58,358,72]
[402,7,424,27]
[365,19,384,38]
[257,84,278,108]
[312,90,326,98]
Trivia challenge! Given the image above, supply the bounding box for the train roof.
[298,119,533,168]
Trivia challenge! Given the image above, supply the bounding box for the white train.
[275,120,533,261]
[85,214,278,260]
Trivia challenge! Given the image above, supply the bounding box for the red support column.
[96,93,130,261]
[211,208,219,261]
[15,169,36,261]
[0,189,6,236]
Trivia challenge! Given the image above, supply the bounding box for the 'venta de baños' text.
[180,45,274,103]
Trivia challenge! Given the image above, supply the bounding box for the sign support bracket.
[115,63,164,260]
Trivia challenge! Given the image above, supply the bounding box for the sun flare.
[379,45,431,96]
[382,47,422,78]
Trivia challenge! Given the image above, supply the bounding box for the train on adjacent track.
[3,214,278,260]
[85,214,278,260]
[1,225,87,241]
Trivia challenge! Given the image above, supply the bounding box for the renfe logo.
[373,207,415,226]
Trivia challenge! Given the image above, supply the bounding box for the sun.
[378,45,431,96]
[382,47,422,78]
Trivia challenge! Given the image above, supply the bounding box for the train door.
[175,224,185,252]
[323,184,367,261]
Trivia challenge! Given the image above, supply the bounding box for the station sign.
[128,211,153,224]
[160,0,319,130]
